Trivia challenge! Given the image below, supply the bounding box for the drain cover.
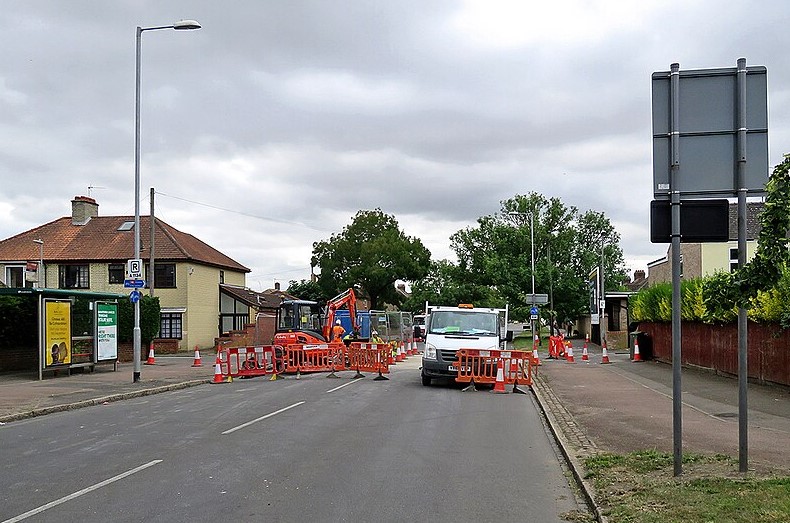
[714,412,738,418]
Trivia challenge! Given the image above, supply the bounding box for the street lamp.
[133,19,200,383]
[508,211,536,331]
[32,239,44,288]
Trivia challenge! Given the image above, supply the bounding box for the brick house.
[0,195,262,351]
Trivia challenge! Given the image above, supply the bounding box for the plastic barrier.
[221,345,280,379]
[347,342,390,379]
[548,336,568,359]
[454,349,534,391]
[282,343,346,375]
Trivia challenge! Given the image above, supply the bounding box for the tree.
[285,279,328,303]
[402,260,505,312]
[450,192,626,323]
[311,209,432,310]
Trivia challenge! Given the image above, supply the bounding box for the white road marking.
[2,460,163,523]
[221,401,305,435]
[326,379,364,394]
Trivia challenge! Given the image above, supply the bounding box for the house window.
[730,248,739,272]
[59,264,89,289]
[146,263,176,288]
[4,265,30,288]
[108,264,125,284]
[160,312,183,339]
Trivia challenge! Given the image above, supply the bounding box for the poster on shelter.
[45,300,71,366]
[96,302,118,361]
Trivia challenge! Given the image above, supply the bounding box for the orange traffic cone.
[633,339,642,362]
[532,346,541,366]
[566,344,575,363]
[211,352,224,384]
[601,340,611,364]
[192,345,202,367]
[582,335,590,361]
[492,359,507,394]
[144,342,156,365]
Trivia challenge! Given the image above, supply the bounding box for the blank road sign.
[652,65,768,199]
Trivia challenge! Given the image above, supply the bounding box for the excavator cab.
[274,300,326,346]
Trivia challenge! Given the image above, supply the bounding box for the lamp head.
[173,19,201,30]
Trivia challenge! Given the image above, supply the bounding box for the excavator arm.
[323,288,358,340]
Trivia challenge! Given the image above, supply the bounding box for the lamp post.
[508,211,536,331]
[33,239,44,288]
[133,19,200,383]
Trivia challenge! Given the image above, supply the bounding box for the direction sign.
[129,290,141,303]
[124,279,146,288]
[526,294,549,305]
[530,306,539,316]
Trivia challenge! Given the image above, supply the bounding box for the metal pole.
[149,187,156,297]
[600,239,606,345]
[530,212,535,336]
[736,57,749,473]
[133,26,143,383]
[670,62,683,476]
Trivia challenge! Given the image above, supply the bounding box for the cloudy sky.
[2,1,789,291]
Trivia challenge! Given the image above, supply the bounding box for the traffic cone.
[566,344,575,363]
[192,345,202,367]
[211,353,224,384]
[601,340,611,364]
[144,342,156,365]
[532,346,541,366]
[633,339,642,362]
[492,360,507,394]
[396,342,405,362]
[582,336,589,361]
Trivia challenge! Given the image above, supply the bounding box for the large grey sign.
[652,65,768,199]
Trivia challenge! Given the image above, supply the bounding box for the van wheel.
[421,373,431,386]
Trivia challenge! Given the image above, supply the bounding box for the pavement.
[1,341,789,519]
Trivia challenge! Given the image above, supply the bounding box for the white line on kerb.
[2,460,163,523]
[326,379,363,394]
[221,401,305,435]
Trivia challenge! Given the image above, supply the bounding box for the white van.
[420,304,508,386]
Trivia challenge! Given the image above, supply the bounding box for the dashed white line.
[326,379,364,394]
[221,401,305,435]
[2,460,163,523]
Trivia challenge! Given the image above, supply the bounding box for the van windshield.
[428,311,498,336]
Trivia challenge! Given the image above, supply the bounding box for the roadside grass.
[583,450,790,522]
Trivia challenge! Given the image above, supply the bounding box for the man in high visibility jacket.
[331,320,346,342]
[371,330,385,344]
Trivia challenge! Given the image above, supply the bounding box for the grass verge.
[583,450,790,522]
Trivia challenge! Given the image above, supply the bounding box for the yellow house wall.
[76,261,246,352]
[701,241,757,275]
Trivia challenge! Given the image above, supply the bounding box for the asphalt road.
[0,358,588,523]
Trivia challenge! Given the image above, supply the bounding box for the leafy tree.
[311,209,432,310]
[450,192,627,323]
[402,260,505,312]
[285,279,328,303]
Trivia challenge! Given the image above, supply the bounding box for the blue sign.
[530,306,539,316]
[129,290,141,303]
[124,279,146,288]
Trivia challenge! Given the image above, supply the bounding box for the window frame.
[160,312,183,339]
[58,264,90,289]
[108,263,125,284]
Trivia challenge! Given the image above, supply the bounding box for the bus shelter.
[0,288,124,380]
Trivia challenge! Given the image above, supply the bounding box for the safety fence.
[214,340,409,382]
[547,336,571,359]
[454,349,534,390]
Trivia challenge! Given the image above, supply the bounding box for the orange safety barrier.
[548,335,568,359]
[221,345,280,379]
[282,343,346,375]
[347,342,390,380]
[454,348,533,392]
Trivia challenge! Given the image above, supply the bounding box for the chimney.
[71,196,99,225]
[274,282,281,291]
[634,270,646,282]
